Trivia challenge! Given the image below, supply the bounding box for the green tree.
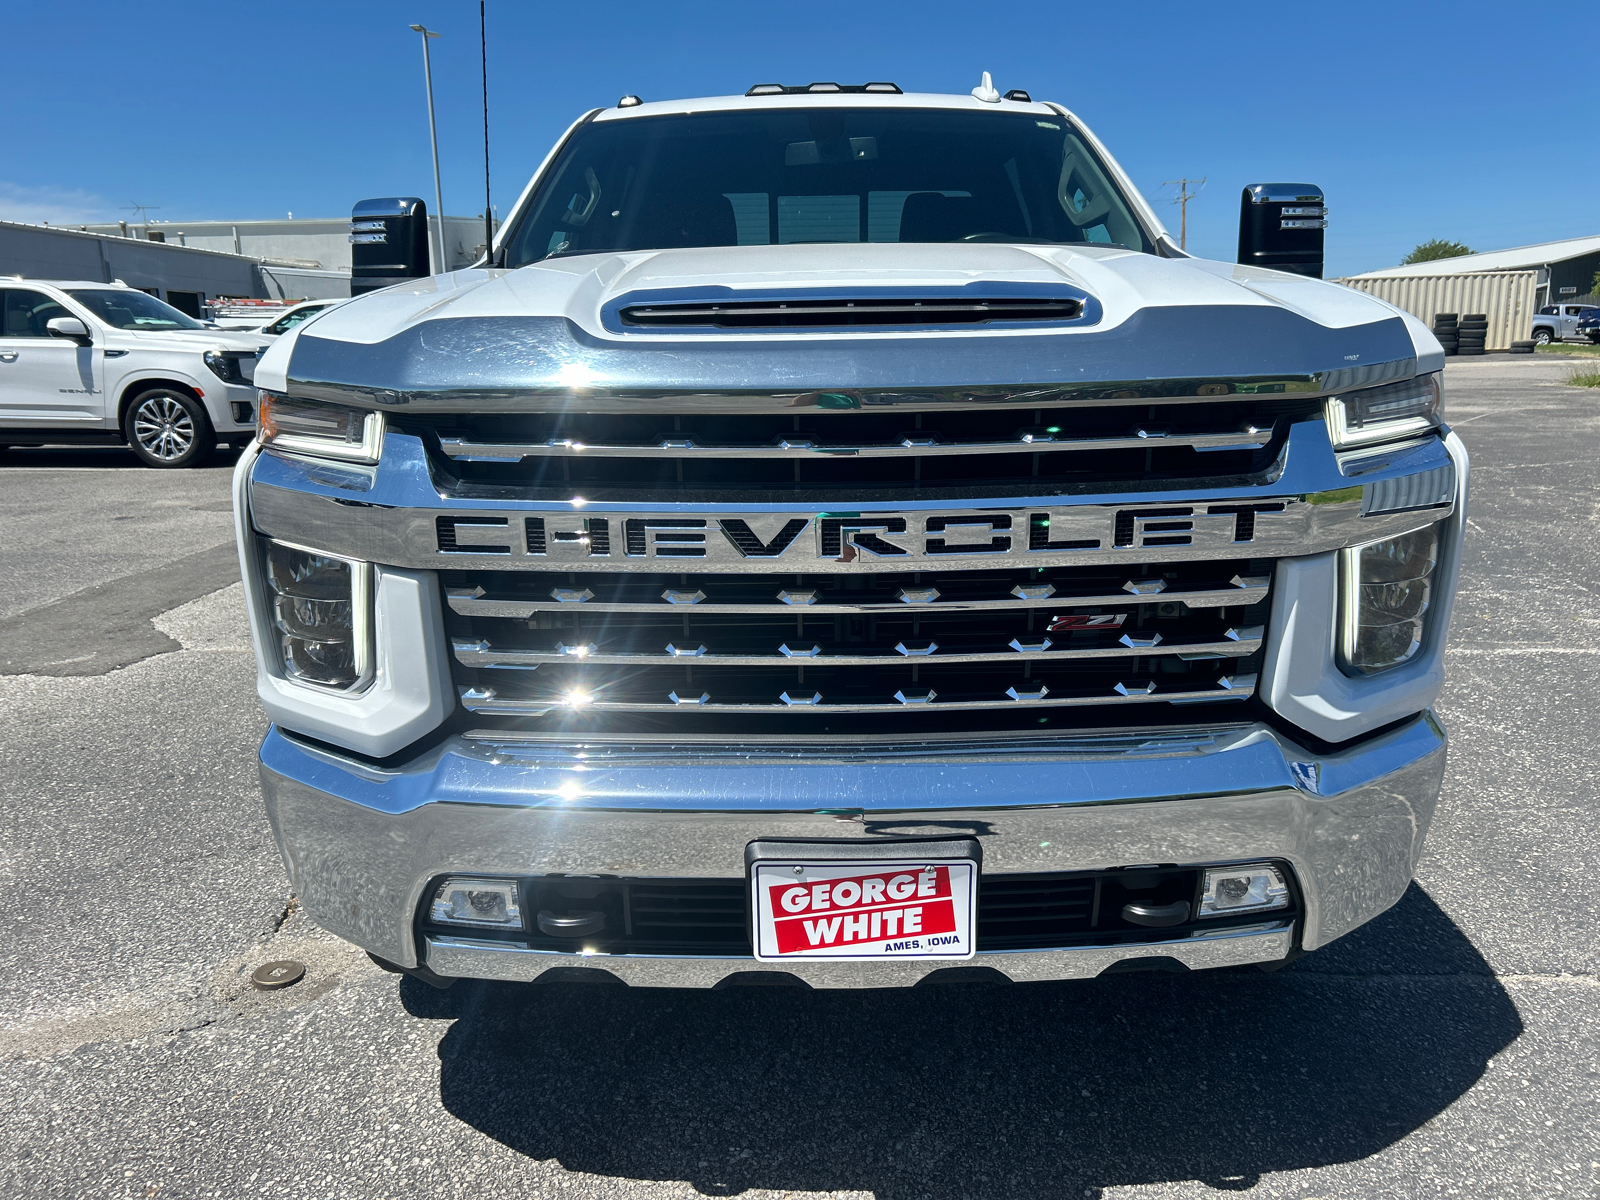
[1591,268,1600,296]
[1402,239,1473,265]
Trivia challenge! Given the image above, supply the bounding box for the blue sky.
[4,0,1593,278]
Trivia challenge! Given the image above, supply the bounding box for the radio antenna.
[480,1,494,265]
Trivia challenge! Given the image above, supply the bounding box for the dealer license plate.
[751,857,977,962]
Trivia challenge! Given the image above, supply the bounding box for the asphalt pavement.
[1,358,1596,1199]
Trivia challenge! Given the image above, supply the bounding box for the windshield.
[503,107,1152,267]
[68,289,206,331]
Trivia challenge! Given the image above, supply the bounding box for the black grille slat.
[399,399,1315,499]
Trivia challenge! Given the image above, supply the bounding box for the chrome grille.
[398,397,1316,498]
[444,559,1272,730]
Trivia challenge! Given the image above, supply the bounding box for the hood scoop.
[619,294,1085,329]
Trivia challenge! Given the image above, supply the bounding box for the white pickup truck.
[0,279,263,467]
[240,80,1464,988]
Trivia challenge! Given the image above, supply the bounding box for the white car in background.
[0,279,265,467]
[255,298,347,339]
[212,298,348,335]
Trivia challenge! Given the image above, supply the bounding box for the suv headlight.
[1339,524,1439,675]
[259,393,384,463]
[261,539,373,690]
[1325,373,1442,449]
[203,349,250,384]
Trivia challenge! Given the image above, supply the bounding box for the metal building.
[1343,233,1600,309]
[1333,271,1537,351]
[76,215,493,275]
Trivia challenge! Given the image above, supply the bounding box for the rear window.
[504,107,1152,267]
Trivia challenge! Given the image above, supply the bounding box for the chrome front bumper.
[258,712,1447,988]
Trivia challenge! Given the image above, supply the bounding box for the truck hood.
[260,243,1440,399]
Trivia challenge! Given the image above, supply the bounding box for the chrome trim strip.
[451,630,1261,669]
[457,725,1249,758]
[437,426,1272,462]
[282,307,1417,412]
[423,922,1296,987]
[247,427,1455,576]
[445,578,1268,617]
[455,673,1257,715]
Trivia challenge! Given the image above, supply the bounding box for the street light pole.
[409,23,446,274]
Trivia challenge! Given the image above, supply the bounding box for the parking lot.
[1,354,1596,1200]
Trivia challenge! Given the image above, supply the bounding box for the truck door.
[0,289,103,425]
[1565,306,1586,339]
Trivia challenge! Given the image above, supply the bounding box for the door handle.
[0,352,17,363]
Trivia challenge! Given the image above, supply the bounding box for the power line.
[1161,178,1205,250]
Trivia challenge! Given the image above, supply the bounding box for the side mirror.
[1238,184,1325,278]
[47,316,92,344]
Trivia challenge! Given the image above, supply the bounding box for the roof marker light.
[744,82,903,97]
[618,95,642,107]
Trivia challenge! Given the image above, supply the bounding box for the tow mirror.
[350,196,432,296]
[46,316,91,344]
[1238,184,1325,278]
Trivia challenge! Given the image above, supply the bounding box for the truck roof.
[591,89,1062,124]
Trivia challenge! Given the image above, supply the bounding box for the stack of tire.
[1456,314,1488,356]
[1433,313,1459,355]
[1509,339,1536,355]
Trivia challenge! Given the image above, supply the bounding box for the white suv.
[0,279,266,468]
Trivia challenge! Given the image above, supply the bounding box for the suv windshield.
[504,107,1152,267]
[68,289,206,331]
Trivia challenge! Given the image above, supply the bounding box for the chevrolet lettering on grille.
[434,502,1291,567]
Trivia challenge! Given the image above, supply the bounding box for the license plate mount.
[746,838,981,963]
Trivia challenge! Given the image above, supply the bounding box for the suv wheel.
[124,388,214,468]
[1532,328,1554,345]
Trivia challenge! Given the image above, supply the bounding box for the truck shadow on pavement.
[401,884,1519,1198]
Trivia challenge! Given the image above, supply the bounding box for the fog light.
[430,878,524,928]
[1198,864,1288,918]
[261,539,372,690]
[1340,525,1439,675]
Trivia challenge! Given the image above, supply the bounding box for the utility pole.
[1162,177,1205,250]
[409,23,447,274]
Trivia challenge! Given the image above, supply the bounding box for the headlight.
[259,393,384,463]
[1325,373,1442,449]
[203,349,249,384]
[261,539,373,690]
[1339,524,1439,675]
